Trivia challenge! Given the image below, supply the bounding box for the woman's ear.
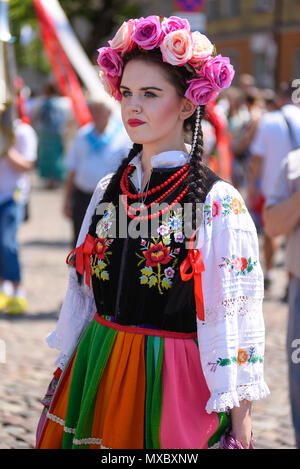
[180,98,197,121]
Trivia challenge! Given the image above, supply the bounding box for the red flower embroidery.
[94,238,108,260]
[233,257,243,270]
[240,257,248,271]
[212,200,221,217]
[233,257,249,271]
[143,241,172,267]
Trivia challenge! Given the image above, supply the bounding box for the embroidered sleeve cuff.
[205,381,270,414]
[54,352,70,371]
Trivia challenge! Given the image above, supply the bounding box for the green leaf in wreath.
[247,265,253,273]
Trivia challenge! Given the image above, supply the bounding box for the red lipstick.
[128,119,146,127]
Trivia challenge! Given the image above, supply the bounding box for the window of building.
[253,51,275,88]
[222,0,241,17]
[254,0,275,13]
[206,0,220,20]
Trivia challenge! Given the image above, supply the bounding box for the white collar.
[130,150,190,170]
[128,150,190,192]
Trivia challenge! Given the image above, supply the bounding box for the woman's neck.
[141,141,188,174]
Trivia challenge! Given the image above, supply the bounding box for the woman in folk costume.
[36,16,269,450]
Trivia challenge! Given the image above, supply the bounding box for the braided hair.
[89,48,208,236]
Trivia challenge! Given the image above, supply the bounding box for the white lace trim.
[47,412,110,447]
[205,381,270,414]
[73,438,110,448]
[203,295,263,325]
[47,412,76,434]
[54,353,70,370]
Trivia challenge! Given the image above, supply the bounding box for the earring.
[190,106,201,156]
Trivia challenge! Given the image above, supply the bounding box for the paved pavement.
[0,172,297,449]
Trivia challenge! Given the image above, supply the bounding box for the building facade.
[141,0,300,89]
[205,0,300,88]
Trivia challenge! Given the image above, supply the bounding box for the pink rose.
[200,54,235,90]
[185,77,219,105]
[189,31,214,66]
[160,29,193,66]
[99,71,122,102]
[97,47,123,77]
[161,16,190,35]
[132,16,164,50]
[108,20,137,56]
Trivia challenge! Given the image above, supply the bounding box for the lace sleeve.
[46,174,114,368]
[196,181,270,414]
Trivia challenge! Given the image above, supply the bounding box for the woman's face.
[120,60,191,148]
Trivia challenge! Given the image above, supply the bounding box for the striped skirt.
[36,314,229,449]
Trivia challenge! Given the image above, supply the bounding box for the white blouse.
[46,150,270,413]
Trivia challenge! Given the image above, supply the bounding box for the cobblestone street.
[0,172,296,449]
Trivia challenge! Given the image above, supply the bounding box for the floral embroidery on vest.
[219,255,257,275]
[208,347,264,373]
[92,203,116,281]
[136,208,183,295]
[204,195,247,226]
[95,202,116,238]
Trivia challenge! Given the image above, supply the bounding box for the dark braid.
[185,105,207,232]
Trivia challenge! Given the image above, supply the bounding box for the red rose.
[143,241,172,267]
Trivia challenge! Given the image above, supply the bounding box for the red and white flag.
[33,0,120,126]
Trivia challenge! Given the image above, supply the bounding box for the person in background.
[248,82,300,290]
[263,148,300,448]
[63,98,132,247]
[0,119,38,314]
[229,88,263,192]
[30,82,72,189]
[239,74,256,95]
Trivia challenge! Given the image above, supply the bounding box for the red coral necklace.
[120,164,190,220]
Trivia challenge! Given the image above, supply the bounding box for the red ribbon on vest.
[180,228,205,321]
[66,233,95,288]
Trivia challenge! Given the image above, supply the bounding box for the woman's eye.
[121,91,157,98]
[121,91,131,97]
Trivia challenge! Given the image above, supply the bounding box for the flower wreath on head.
[97,15,235,106]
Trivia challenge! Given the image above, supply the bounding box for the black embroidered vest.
[88,164,222,333]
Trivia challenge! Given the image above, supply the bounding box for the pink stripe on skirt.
[160,338,219,449]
